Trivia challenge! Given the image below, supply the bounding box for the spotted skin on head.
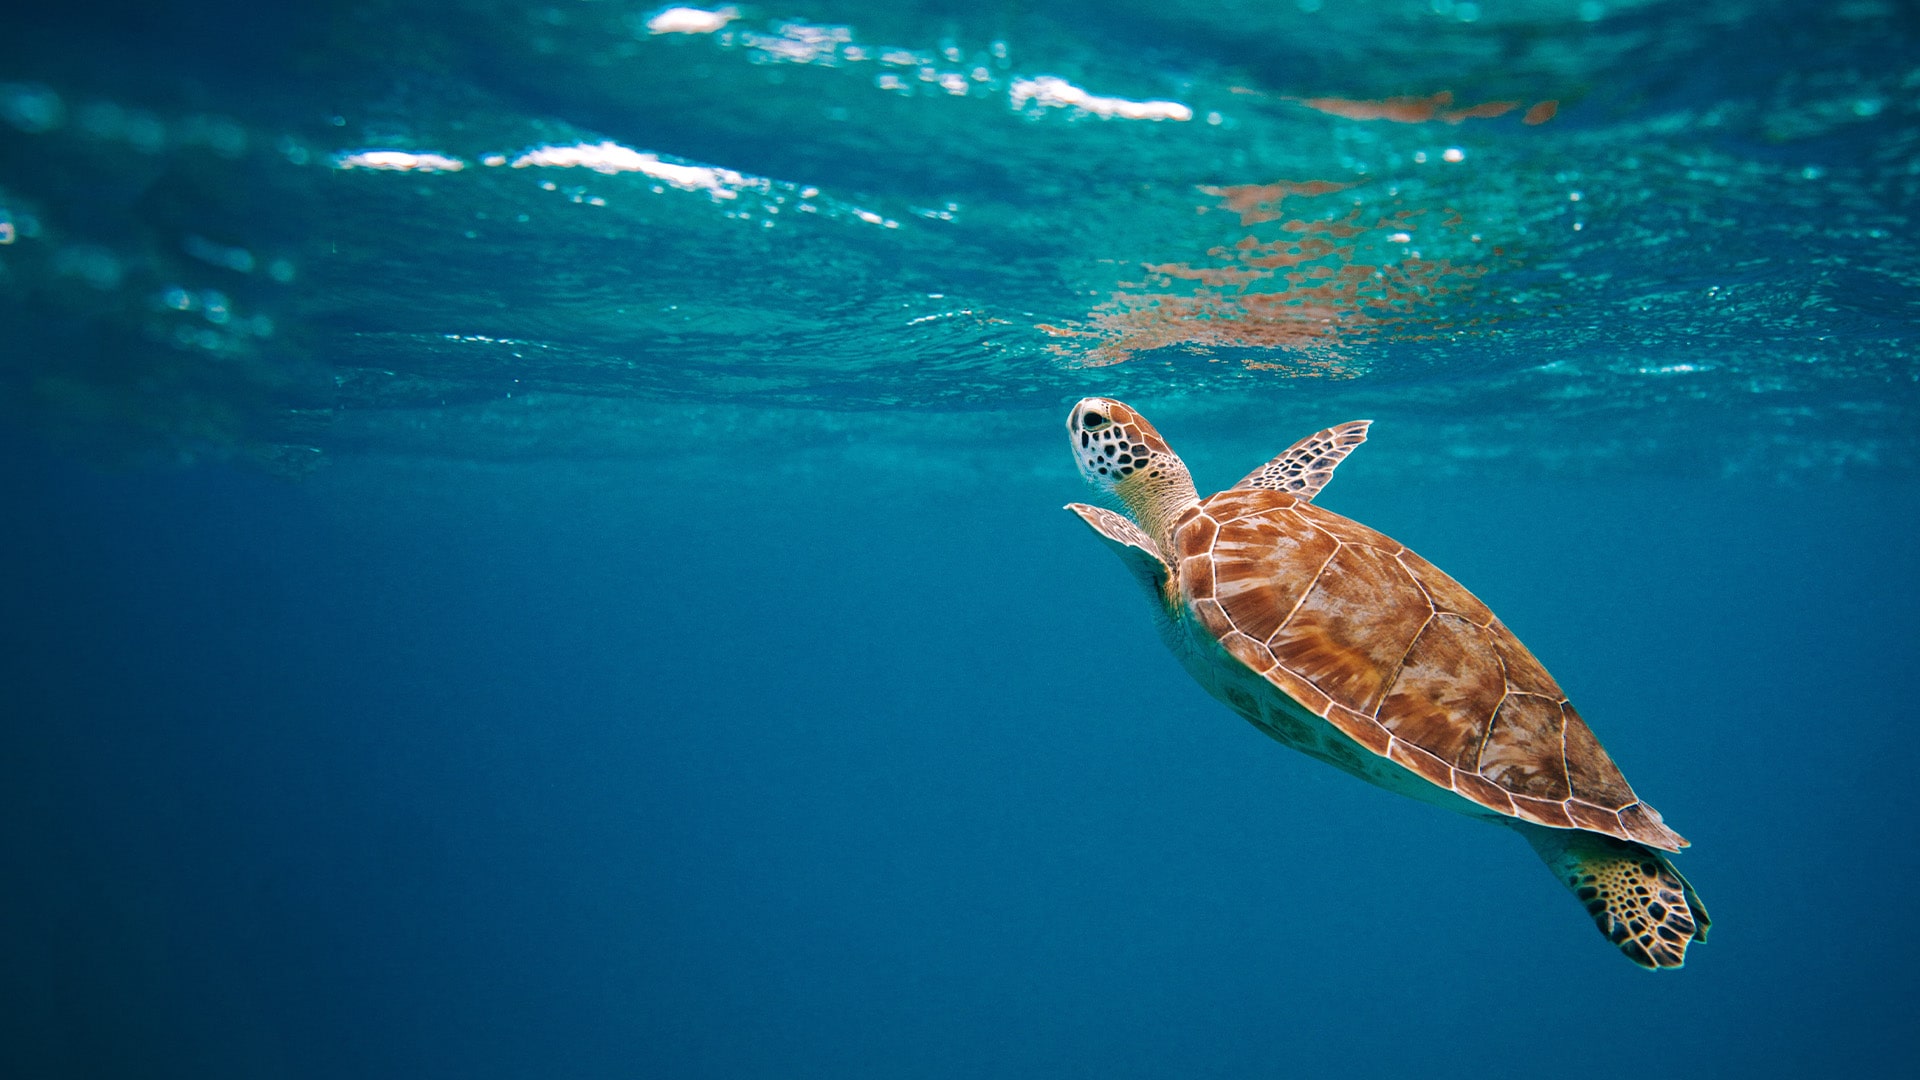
[1233,420,1372,501]
[1527,827,1711,969]
[1066,397,1200,553]
[1067,397,1170,485]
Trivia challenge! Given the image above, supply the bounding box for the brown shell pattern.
[1174,488,1686,851]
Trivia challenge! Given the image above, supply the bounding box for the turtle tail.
[1522,826,1711,970]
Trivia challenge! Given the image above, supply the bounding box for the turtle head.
[1067,397,1200,550]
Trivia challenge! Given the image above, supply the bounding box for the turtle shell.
[1173,487,1685,852]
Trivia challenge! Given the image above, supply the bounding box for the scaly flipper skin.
[1231,420,1371,500]
[1524,826,1711,969]
[1065,502,1170,598]
[1065,503,1164,564]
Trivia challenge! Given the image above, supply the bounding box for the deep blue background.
[5,427,1915,1078]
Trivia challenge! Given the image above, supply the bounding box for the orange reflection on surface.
[1208,179,1353,225]
[1282,90,1555,125]
[1052,180,1495,367]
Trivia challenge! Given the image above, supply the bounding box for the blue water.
[4,1,1918,1076]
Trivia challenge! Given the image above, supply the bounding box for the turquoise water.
[3,1,1918,1076]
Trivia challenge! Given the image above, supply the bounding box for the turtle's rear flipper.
[1522,826,1711,969]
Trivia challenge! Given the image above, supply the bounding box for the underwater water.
[3,0,1918,1075]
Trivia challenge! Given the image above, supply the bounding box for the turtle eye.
[1082,411,1108,430]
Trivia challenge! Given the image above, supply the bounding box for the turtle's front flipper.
[1522,826,1711,970]
[1065,502,1170,600]
[1230,420,1370,500]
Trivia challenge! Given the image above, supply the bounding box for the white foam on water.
[334,150,467,172]
[644,6,738,35]
[507,141,760,199]
[1009,76,1191,121]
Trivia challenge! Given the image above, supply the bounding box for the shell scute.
[1492,634,1564,698]
[1219,630,1275,675]
[1566,801,1625,834]
[1264,541,1429,715]
[1451,771,1514,814]
[1265,666,1335,720]
[1192,597,1232,639]
[1176,514,1219,561]
[1562,702,1637,809]
[1479,693,1571,800]
[1377,613,1504,770]
[1289,502,1384,548]
[1388,739,1456,790]
[1617,802,1684,849]
[1510,794,1577,829]
[1204,488,1297,522]
[1183,552,1216,600]
[1206,515,1339,642]
[1393,547,1495,625]
[1326,703,1393,755]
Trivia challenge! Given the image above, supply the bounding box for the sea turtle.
[1064,397,1709,969]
